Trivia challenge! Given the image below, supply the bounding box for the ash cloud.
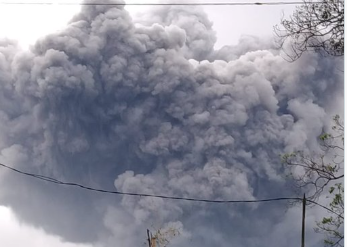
[0,0,343,246]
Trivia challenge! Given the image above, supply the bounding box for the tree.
[281,115,344,246]
[274,0,344,61]
[146,227,180,247]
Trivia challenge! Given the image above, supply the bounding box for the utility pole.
[147,229,151,247]
[301,194,306,247]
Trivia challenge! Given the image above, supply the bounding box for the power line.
[306,199,344,219]
[0,162,301,203]
[0,162,344,219]
[0,1,335,6]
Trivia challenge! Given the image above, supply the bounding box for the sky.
[0,0,344,247]
[0,0,297,49]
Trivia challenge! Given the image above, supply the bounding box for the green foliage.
[274,0,344,61]
[282,115,344,246]
[320,133,332,141]
[153,227,180,247]
[315,182,344,246]
[146,225,181,247]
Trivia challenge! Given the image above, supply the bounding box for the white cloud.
[0,206,92,247]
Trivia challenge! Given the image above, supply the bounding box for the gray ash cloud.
[0,0,343,246]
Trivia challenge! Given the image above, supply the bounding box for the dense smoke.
[0,0,343,247]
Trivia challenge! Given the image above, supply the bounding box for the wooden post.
[151,236,156,247]
[301,194,306,247]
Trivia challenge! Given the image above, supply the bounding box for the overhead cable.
[0,1,337,6]
[0,163,301,203]
[0,162,344,219]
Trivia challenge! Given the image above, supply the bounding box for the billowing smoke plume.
[0,0,343,247]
